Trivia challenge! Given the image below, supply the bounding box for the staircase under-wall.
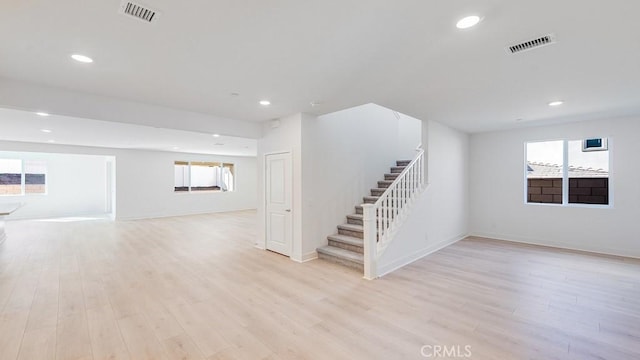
[316,160,410,271]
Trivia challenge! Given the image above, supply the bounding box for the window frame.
[524,138,612,208]
[173,160,235,194]
[0,158,48,197]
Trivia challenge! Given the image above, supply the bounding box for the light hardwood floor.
[1,210,639,360]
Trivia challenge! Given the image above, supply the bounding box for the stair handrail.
[362,148,425,279]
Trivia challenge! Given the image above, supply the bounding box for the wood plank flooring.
[0,210,639,359]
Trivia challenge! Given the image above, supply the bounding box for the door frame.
[263,150,293,257]
[105,156,116,219]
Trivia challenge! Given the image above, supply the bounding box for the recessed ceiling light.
[214,143,225,146]
[71,54,94,63]
[47,140,55,143]
[259,100,271,106]
[548,100,564,107]
[36,112,50,117]
[212,134,220,137]
[172,146,180,150]
[41,129,52,133]
[456,15,481,29]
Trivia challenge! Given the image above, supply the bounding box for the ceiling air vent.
[506,34,556,54]
[119,1,160,23]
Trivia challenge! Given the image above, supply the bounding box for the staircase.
[316,160,411,271]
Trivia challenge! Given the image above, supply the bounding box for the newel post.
[362,203,377,280]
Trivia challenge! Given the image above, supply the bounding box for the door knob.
[285,209,291,212]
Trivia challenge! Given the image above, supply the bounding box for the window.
[0,159,47,196]
[526,138,609,206]
[526,141,563,204]
[568,139,609,205]
[0,159,22,195]
[174,161,235,192]
[190,162,220,191]
[25,160,47,194]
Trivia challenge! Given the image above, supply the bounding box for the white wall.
[469,116,640,258]
[115,151,256,220]
[397,111,423,159]
[378,120,470,275]
[256,114,304,260]
[0,140,257,220]
[301,104,422,258]
[0,151,109,219]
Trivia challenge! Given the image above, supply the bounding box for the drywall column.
[257,114,304,262]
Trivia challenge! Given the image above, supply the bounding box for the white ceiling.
[1,0,640,133]
[0,108,257,156]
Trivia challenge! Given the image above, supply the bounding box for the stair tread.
[371,187,390,191]
[317,246,364,264]
[327,234,363,247]
[337,223,363,232]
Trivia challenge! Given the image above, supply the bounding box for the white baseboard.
[116,207,257,221]
[292,251,318,263]
[469,231,640,260]
[377,233,467,277]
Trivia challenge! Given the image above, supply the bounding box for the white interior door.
[265,152,292,256]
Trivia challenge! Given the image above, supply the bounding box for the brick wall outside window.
[527,177,609,205]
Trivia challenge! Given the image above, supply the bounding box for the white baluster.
[400,175,404,209]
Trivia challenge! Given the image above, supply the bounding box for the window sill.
[525,202,612,209]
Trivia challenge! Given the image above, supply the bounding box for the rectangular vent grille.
[507,34,556,54]
[119,1,159,23]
